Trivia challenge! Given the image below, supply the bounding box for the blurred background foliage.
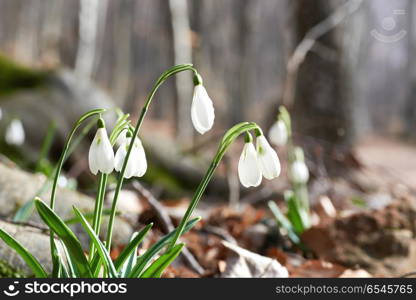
[0,0,415,193]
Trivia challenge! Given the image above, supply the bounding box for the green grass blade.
[0,228,48,278]
[129,217,200,278]
[72,206,118,278]
[58,240,77,278]
[268,201,301,245]
[285,193,306,234]
[52,239,70,278]
[140,243,184,278]
[120,241,137,277]
[90,253,102,277]
[34,199,92,277]
[114,223,153,271]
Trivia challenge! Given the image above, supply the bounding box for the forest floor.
[108,135,416,278]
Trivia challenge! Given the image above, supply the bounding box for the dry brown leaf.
[220,241,289,278]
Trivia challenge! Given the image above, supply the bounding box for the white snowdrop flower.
[290,161,309,184]
[238,135,262,188]
[290,148,309,184]
[191,74,215,135]
[256,134,281,180]
[268,120,288,146]
[0,107,3,121]
[115,135,147,179]
[57,175,68,187]
[5,119,25,146]
[88,119,114,175]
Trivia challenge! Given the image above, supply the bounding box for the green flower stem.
[88,173,107,261]
[279,105,310,215]
[48,108,105,275]
[168,122,260,251]
[105,64,198,251]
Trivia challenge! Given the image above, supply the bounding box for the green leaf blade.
[140,243,184,278]
[0,229,48,278]
[34,199,92,277]
[114,223,153,271]
[72,206,118,278]
[129,217,200,278]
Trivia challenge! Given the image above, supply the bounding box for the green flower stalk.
[268,106,311,240]
[105,64,203,251]
[169,121,280,250]
[48,109,105,273]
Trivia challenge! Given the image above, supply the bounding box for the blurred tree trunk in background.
[75,0,100,78]
[168,0,193,143]
[110,0,133,106]
[292,0,363,146]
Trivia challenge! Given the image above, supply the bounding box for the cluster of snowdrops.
[0,64,309,278]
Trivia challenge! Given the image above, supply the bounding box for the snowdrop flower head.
[268,119,288,146]
[0,107,3,121]
[238,133,262,188]
[5,118,25,146]
[290,147,309,184]
[191,73,215,135]
[88,118,114,175]
[255,129,281,180]
[114,131,147,179]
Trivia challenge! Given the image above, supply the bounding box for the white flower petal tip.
[191,85,215,135]
[88,128,114,175]
[5,119,25,146]
[114,137,147,179]
[238,142,262,188]
[256,135,281,180]
[290,161,309,184]
[268,120,288,146]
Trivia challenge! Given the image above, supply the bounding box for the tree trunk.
[292,0,358,145]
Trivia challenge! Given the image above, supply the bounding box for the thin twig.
[201,225,237,244]
[131,181,205,275]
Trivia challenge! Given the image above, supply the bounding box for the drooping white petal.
[238,142,262,188]
[256,135,281,180]
[0,108,3,121]
[114,141,128,172]
[134,138,147,177]
[114,137,147,179]
[268,120,288,146]
[88,141,99,175]
[89,128,114,175]
[290,161,309,184]
[124,145,137,179]
[191,85,215,134]
[5,119,25,146]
